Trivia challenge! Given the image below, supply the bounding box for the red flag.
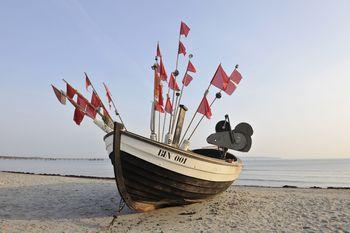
[224,81,237,95]
[102,106,109,118]
[187,60,196,73]
[155,102,164,113]
[156,42,162,57]
[159,58,167,81]
[154,70,160,101]
[77,94,88,110]
[182,73,193,87]
[85,73,92,92]
[158,83,164,106]
[165,94,173,113]
[85,104,97,119]
[155,83,164,113]
[197,96,212,119]
[91,92,102,108]
[66,83,77,99]
[51,85,66,105]
[210,64,229,91]
[73,108,85,125]
[103,83,113,109]
[168,74,180,91]
[230,69,242,85]
[180,21,190,37]
[178,41,186,56]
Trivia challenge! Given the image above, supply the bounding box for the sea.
[0,157,349,188]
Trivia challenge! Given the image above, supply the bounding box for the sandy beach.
[0,171,349,233]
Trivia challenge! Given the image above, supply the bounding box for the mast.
[170,55,193,140]
[150,62,159,140]
[165,27,182,144]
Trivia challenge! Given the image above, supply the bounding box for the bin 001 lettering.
[157,149,187,165]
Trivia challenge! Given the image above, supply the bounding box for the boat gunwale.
[104,130,242,167]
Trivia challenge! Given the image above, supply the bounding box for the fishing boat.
[51,21,253,212]
[103,120,252,211]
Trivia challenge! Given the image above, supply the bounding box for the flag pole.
[158,111,161,141]
[166,27,182,142]
[82,74,114,122]
[186,91,221,141]
[102,82,127,131]
[179,83,212,145]
[60,81,114,130]
[62,79,113,121]
[183,63,240,143]
[170,55,193,138]
[150,62,158,140]
[161,110,167,142]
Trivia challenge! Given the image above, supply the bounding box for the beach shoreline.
[0,172,349,232]
[1,171,349,190]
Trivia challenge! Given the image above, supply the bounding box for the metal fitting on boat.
[180,139,190,150]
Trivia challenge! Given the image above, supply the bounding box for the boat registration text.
[157,149,187,165]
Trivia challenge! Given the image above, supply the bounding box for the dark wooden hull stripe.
[124,169,213,200]
[120,151,233,188]
[111,151,234,202]
[122,157,230,196]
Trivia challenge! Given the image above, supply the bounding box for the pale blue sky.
[0,0,349,158]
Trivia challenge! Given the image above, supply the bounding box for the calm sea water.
[0,157,349,188]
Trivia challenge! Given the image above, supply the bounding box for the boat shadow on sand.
[0,181,135,220]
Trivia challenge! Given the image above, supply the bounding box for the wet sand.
[0,172,349,233]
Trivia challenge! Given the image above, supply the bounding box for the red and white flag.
[85,73,92,92]
[51,85,66,105]
[168,73,180,91]
[156,42,162,57]
[66,83,77,99]
[77,94,88,110]
[85,104,97,119]
[159,58,167,81]
[230,69,242,85]
[158,83,164,106]
[224,81,237,95]
[155,83,164,113]
[155,103,164,113]
[186,60,196,73]
[164,94,173,113]
[178,41,186,56]
[197,95,212,119]
[182,73,193,87]
[210,64,229,91]
[103,83,113,109]
[180,21,190,37]
[91,91,102,108]
[73,108,85,125]
[102,106,109,118]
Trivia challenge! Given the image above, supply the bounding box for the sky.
[0,0,349,159]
